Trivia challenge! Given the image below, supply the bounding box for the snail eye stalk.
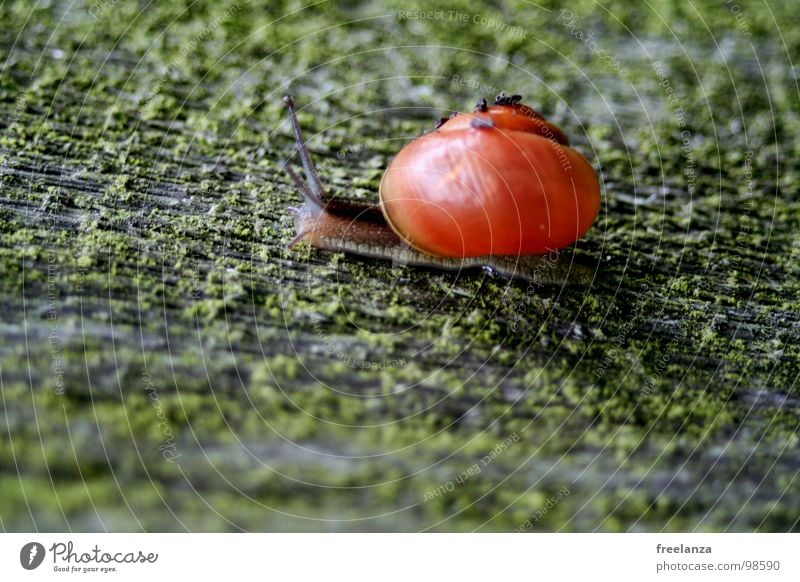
[283,95,328,208]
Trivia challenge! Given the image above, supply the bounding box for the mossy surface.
[1,0,799,531]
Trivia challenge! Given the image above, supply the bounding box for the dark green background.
[1,0,798,531]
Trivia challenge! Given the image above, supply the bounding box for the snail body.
[282,94,600,283]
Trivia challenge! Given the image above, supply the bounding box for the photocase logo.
[20,542,46,570]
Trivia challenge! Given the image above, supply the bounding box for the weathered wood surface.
[1,1,799,531]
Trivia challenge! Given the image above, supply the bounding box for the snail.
[282,93,600,283]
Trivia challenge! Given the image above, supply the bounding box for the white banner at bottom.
[1,533,797,581]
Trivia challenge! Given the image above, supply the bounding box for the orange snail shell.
[379,95,601,258]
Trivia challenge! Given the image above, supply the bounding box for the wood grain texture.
[1,0,798,532]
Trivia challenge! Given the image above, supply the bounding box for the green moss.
[0,0,798,532]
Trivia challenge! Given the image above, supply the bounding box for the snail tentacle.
[283,162,324,217]
[283,95,328,203]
